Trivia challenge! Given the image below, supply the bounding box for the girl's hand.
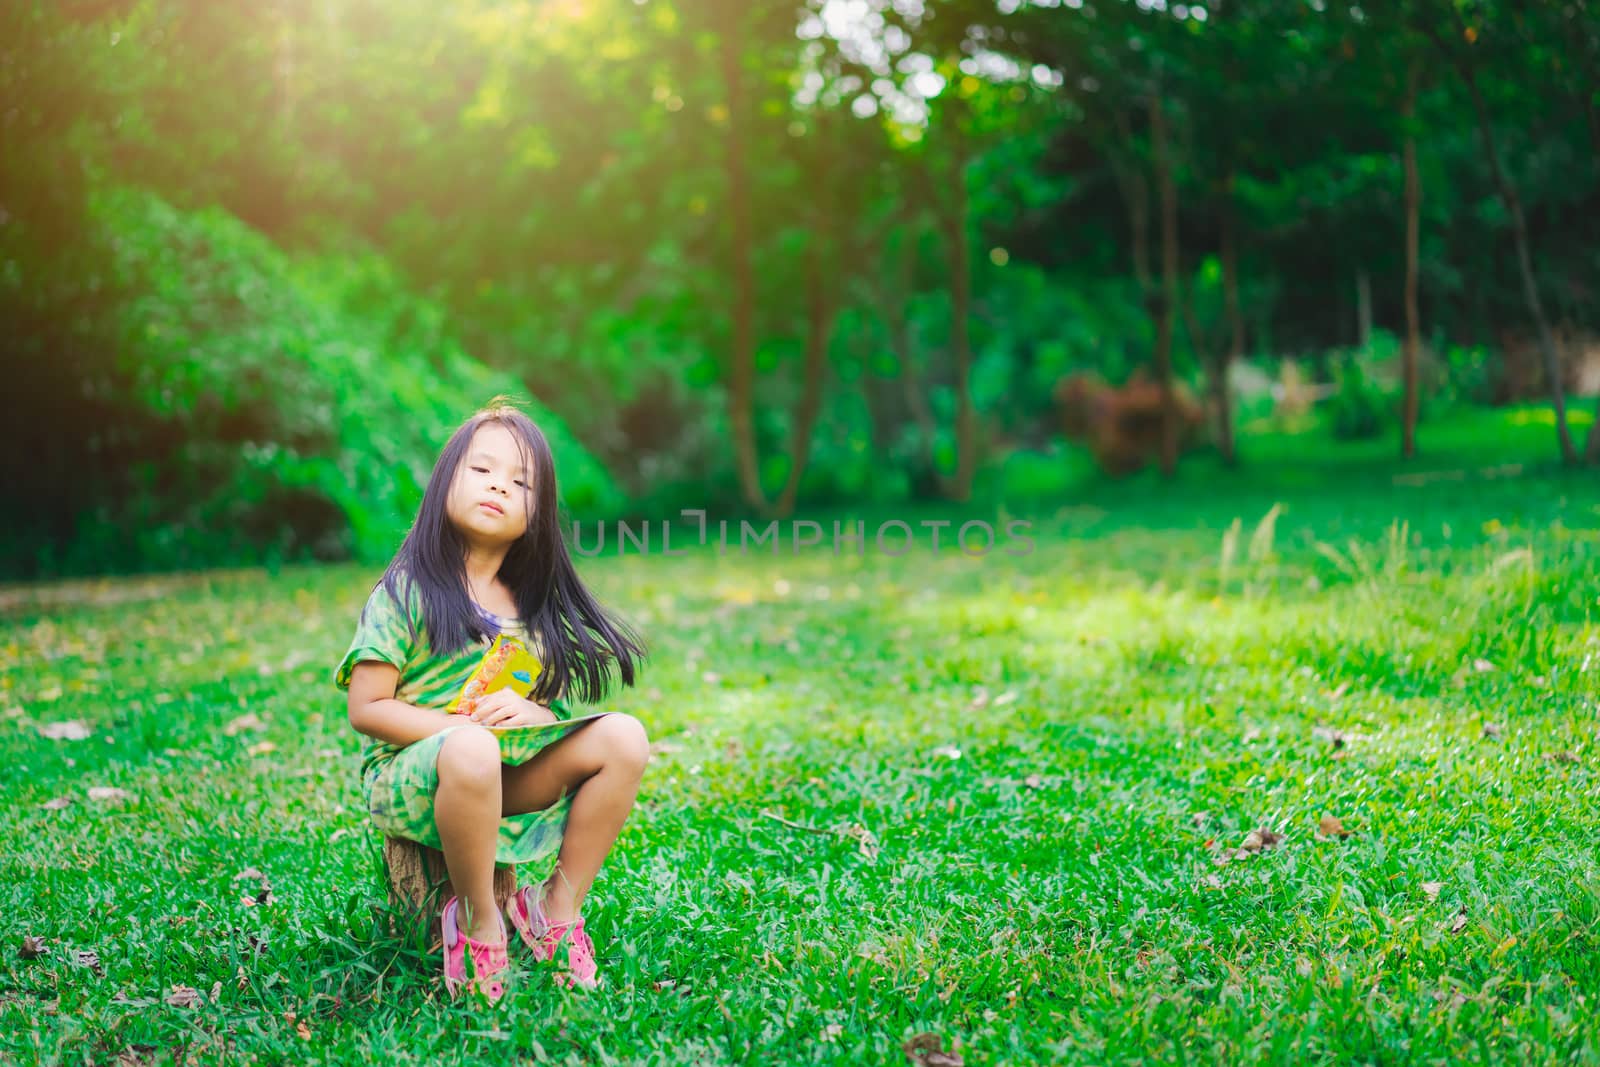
[462,689,558,727]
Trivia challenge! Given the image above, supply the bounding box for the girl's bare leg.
[499,714,650,923]
[434,725,506,942]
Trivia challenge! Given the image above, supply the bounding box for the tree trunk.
[275,1,296,132]
[1130,186,1152,296]
[858,347,891,462]
[1473,114,1574,463]
[1218,172,1242,467]
[1437,21,1576,462]
[882,225,940,476]
[1111,109,1153,294]
[1149,93,1181,478]
[775,236,834,516]
[382,837,518,948]
[1584,65,1600,460]
[1590,390,1600,463]
[267,0,299,234]
[1401,60,1422,460]
[1356,269,1372,348]
[938,137,977,503]
[719,29,770,508]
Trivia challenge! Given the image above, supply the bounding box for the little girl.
[335,400,648,1002]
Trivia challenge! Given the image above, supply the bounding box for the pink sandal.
[441,895,510,1003]
[504,885,600,989]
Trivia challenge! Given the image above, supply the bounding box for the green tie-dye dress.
[334,576,607,869]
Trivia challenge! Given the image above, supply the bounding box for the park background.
[4,1,1600,1064]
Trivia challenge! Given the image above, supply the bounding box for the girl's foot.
[504,885,600,989]
[504,883,551,947]
[441,896,510,1003]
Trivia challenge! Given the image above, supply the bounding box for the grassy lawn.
[3,408,1598,1065]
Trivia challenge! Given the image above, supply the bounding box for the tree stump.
[382,836,517,947]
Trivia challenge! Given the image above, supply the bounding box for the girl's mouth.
[479,502,505,516]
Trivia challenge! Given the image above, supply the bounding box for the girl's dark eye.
[515,480,528,488]
[470,466,488,474]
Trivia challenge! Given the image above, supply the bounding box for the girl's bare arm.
[346,661,463,747]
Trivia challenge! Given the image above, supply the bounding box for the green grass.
[3,407,1598,1065]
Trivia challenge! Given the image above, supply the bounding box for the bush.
[1328,355,1392,441]
[27,189,624,576]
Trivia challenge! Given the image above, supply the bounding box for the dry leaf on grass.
[844,824,880,862]
[1472,659,1496,673]
[164,985,204,1009]
[208,981,222,1004]
[87,787,131,804]
[38,720,92,741]
[73,950,104,975]
[1023,774,1044,790]
[247,741,277,757]
[222,713,266,737]
[1445,907,1469,935]
[1543,751,1580,764]
[1312,725,1351,751]
[1215,827,1285,866]
[1481,723,1504,740]
[19,936,48,960]
[240,888,275,908]
[1316,814,1354,839]
[41,797,72,811]
[232,868,265,882]
[1422,881,1444,902]
[903,1032,964,1067]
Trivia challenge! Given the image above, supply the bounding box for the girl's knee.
[437,725,502,788]
[598,713,650,771]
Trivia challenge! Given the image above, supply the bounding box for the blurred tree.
[1415,0,1577,462]
[7,0,1600,577]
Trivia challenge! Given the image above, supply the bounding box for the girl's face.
[446,423,532,546]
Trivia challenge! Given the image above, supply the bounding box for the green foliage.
[977,263,1154,413]
[1324,329,1410,443]
[1328,357,1391,442]
[49,188,622,576]
[6,0,1600,577]
[1436,336,1498,408]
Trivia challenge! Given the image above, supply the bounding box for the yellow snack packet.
[448,634,543,712]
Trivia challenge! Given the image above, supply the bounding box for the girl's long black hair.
[376,398,645,704]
